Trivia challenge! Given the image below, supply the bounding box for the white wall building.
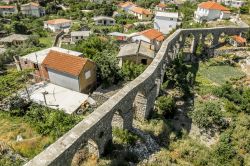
[128,6,153,20]
[20,2,45,17]
[194,1,231,23]
[44,19,72,32]
[154,12,180,34]
[222,0,245,8]
[0,6,17,16]
[93,16,115,26]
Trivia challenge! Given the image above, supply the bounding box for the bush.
[112,128,139,145]
[190,101,223,130]
[156,96,176,118]
[121,61,146,81]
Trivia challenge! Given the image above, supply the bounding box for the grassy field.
[0,112,53,159]
[241,14,250,26]
[39,36,54,48]
[198,64,245,85]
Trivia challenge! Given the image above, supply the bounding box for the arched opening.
[204,33,214,48]
[71,139,99,166]
[111,110,124,129]
[183,33,195,54]
[133,91,148,120]
[218,32,227,46]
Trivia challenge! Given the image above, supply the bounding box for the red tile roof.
[198,1,230,11]
[42,50,87,76]
[45,19,72,25]
[233,35,246,44]
[130,7,152,15]
[156,3,167,8]
[0,6,16,9]
[140,29,165,42]
[119,1,135,8]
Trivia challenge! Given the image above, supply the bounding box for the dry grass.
[0,113,53,158]
[240,14,250,26]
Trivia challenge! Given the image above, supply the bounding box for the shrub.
[190,101,223,130]
[121,61,146,81]
[112,128,139,145]
[156,96,176,118]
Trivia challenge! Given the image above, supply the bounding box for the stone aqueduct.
[25,27,248,166]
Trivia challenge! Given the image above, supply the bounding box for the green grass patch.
[39,36,54,48]
[198,65,245,85]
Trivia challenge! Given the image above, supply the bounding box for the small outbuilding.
[93,16,115,26]
[229,35,247,47]
[70,31,92,44]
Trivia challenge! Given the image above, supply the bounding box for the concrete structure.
[117,41,155,66]
[70,31,91,44]
[24,26,248,166]
[19,82,92,114]
[93,16,115,26]
[0,34,29,46]
[15,47,82,81]
[20,2,45,17]
[42,50,96,93]
[44,19,72,32]
[194,1,231,23]
[222,0,245,8]
[132,29,165,51]
[129,6,153,20]
[154,11,180,34]
[0,5,17,16]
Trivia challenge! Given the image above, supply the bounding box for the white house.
[154,12,180,34]
[20,2,45,17]
[222,0,245,8]
[93,16,115,26]
[194,1,231,23]
[129,6,153,20]
[71,31,91,44]
[44,19,72,32]
[131,29,165,51]
[0,5,17,16]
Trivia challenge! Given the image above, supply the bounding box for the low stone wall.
[206,47,249,56]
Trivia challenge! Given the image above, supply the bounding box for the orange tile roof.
[119,1,135,8]
[232,35,246,44]
[198,1,230,11]
[0,6,16,9]
[140,29,165,42]
[42,50,87,76]
[45,18,72,25]
[130,7,152,15]
[30,2,40,7]
[156,3,167,8]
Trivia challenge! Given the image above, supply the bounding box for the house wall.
[21,5,41,17]
[0,7,17,16]
[78,60,97,93]
[154,16,178,34]
[47,68,80,92]
[195,7,222,22]
[71,35,88,43]
[44,22,71,32]
[132,35,150,43]
[120,55,153,66]
[94,19,115,26]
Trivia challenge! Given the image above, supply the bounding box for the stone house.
[154,11,180,34]
[93,16,115,26]
[194,1,231,23]
[129,6,153,20]
[44,19,72,32]
[70,31,91,44]
[131,29,165,51]
[42,50,96,93]
[0,5,17,16]
[20,2,45,17]
[117,41,155,66]
[155,3,171,11]
[14,47,83,82]
[0,34,29,46]
[229,35,247,47]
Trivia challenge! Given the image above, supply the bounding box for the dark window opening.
[141,59,147,65]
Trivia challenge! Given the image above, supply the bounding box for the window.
[170,18,173,20]
[110,21,113,24]
[141,59,147,65]
[24,60,27,64]
[33,63,39,69]
[169,25,172,28]
[76,36,78,39]
[98,20,102,23]
[84,70,91,79]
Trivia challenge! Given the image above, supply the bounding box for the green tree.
[121,61,146,81]
[156,96,176,118]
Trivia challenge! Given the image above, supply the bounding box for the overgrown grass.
[198,63,245,85]
[39,36,54,48]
